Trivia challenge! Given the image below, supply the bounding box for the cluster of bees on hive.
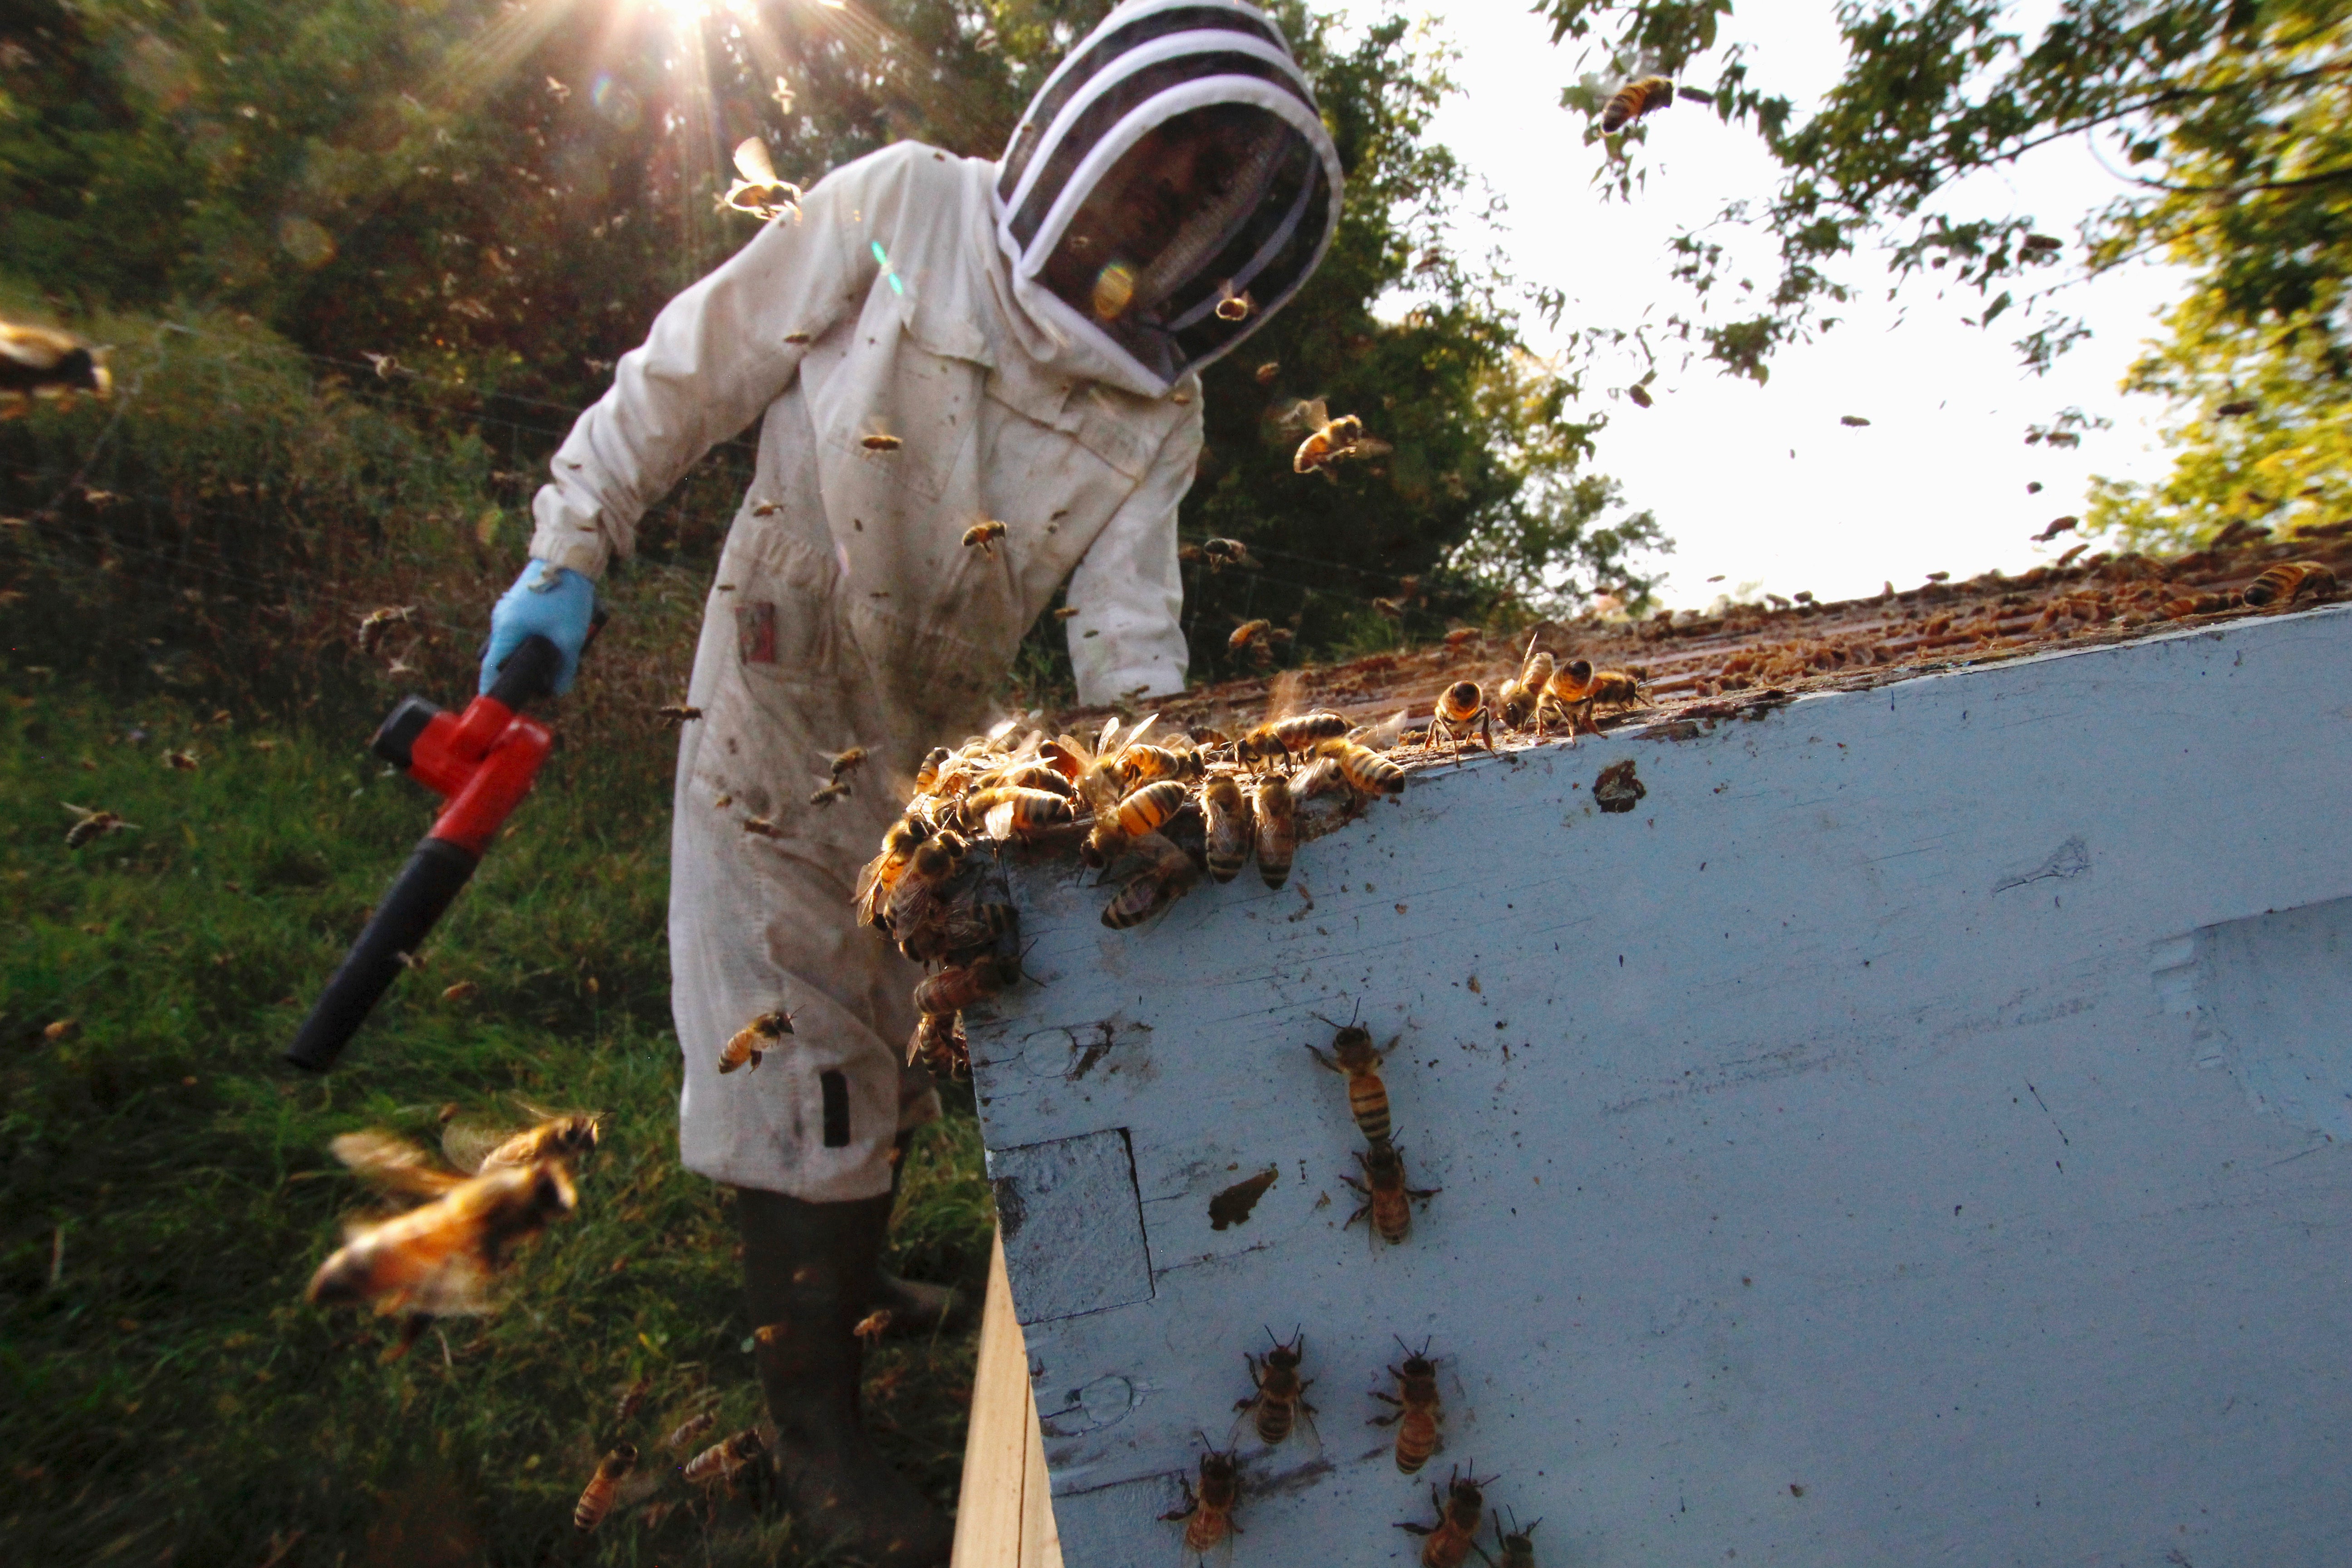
[295,1107,773,1533]
[1161,1007,1535,1567]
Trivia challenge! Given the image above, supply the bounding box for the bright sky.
[1414,1,2187,609]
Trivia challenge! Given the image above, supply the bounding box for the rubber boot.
[739,1188,954,1568]
[872,1131,967,1337]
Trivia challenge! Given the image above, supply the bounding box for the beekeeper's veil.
[995,0,1344,394]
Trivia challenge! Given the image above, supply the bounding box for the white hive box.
[965,604,2352,1567]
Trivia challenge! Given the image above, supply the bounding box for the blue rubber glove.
[480,559,596,696]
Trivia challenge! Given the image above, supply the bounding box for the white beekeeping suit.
[526,1,1341,1207]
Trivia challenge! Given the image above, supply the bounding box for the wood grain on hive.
[967,605,2352,1566]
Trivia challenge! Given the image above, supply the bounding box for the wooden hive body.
[967,604,2352,1566]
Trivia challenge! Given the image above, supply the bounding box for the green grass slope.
[0,681,992,1567]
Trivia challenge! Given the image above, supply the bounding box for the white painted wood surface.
[967,605,2352,1567]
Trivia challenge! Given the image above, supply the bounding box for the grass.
[0,676,995,1567]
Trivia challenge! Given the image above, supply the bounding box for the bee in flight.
[1625,383,1654,409]
[720,1009,794,1073]
[1,318,112,414]
[305,1130,578,1351]
[1214,281,1254,322]
[719,137,803,222]
[1600,74,1675,134]
[1398,1465,1493,1568]
[163,747,200,772]
[1234,1327,1317,1447]
[1254,360,1281,384]
[1201,537,1257,573]
[826,746,867,782]
[573,1444,637,1533]
[860,432,903,453]
[356,605,416,657]
[681,1428,765,1486]
[1369,1336,1445,1474]
[1160,1440,1242,1557]
[441,1106,602,1176]
[657,703,701,723]
[808,780,850,807]
[663,1408,717,1453]
[962,519,1008,556]
[1292,399,1391,480]
[1053,604,1082,620]
[62,802,138,849]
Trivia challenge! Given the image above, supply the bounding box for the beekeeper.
[477,1,1340,1558]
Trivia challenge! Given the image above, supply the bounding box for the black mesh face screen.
[996,5,1288,206]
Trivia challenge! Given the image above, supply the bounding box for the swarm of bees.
[1,318,112,416]
[719,137,803,223]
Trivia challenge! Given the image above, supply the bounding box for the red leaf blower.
[285,624,598,1073]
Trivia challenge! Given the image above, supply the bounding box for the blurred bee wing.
[1302,398,1329,429]
[733,137,779,186]
[438,1118,514,1177]
[331,1130,468,1198]
[1352,709,1411,749]
[1352,436,1393,458]
[1265,670,1303,721]
[1096,716,1122,757]
[982,799,1019,841]
[1125,713,1159,750]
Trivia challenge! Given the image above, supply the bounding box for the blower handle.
[486,609,608,713]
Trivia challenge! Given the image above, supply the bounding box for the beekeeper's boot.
[869,1131,967,1337]
[738,1188,953,1568]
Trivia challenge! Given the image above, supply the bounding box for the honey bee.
[1114,744,1203,791]
[860,433,903,453]
[1200,538,1256,572]
[663,1408,717,1453]
[907,1010,970,1080]
[784,331,813,345]
[1398,1465,1491,1568]
[1625,383,1654,409]
[440,980,477,1003]
[1429,681,1493,761]
[2243,560,2336,607]
[1600,74,1675,133]
[1160,1441,1242,1556]
[1496,636,1555,732]
[965,784,1075,841]
[0,320,113,411]
[1489,1509,1541,1568]
[720,1009,794,1073]
[163,747,200,771]
[1235,711,1348,771]
[656,703,702,723]
[1546,659,1647,735]
[913,747,951,793]
[1252,773,1296,890]
[1373,597,1407,620]
[1084,778,1188,864]
[62,802,138,849]
[855,816,934,928]
[306,1134,578,1324]
[1200,773,1254,882]
[1369,1338,1445,1474]
[1317,737,1407,798]
[612,1375,652,1430]
[853,1308,894,1346]
[1306,1017,1395,1143]
[1341,1137,1438,1245]
[989,759,1075,796]
[1214,281,1254,322]
[681,1428,765,1486]
[886,837,964,941]
[720,137,803,222]
[448,1110,602,1176]
[1443,626,1480,648]
[962,519,1008,556]
[356,605,416,656]
[912,960,1000,1016]
[808,780,850,807]
[1102,830,1200,929]
[1234,1328,1316,1446]
[1053,604,1082,620]
[1291,400,1391,480]
[573,1443,637,1532]
[1254,360,1281,384]
[1229,617,1273,652]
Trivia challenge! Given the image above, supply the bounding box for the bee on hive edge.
[856,816,935,928]
[62,802,138,849]
[305,1134,577,1329]
[1200,773,1253,882]
[965,784,1074,842]
[1160,1440,1242,1555]
[1114,743,1204,792]
[1235,710,1348,772]
[1234,1327,1317,1447]
[913,960,1000,1016]
[1398,1465,1494,1568]
[887,836,965,947]
[1496,636,1555,734]
[962,519,1008,556]
[1083,778,1187,866]
[907,1010,969,1080]
[573,1443,637,1533]
[1342,1137,1438,1245]
[2242,560,2335,608]
[1600,74,1675,134]
[1306,1016,1396,1144]
[1,319,113,412]
[720,1009,794,1073]
[1490,1509,1541,1568]
[1370,1336,1444,1474]
[1429,680,1494,761]
[719,137,803,223]
[1317,736,1406,798]
[1547,659,1648,735]
[1101,830,1200,930]
[1252,772,1296,889]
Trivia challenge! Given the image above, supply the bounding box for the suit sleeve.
[1064,401,1204,706]
[526,163,876,578]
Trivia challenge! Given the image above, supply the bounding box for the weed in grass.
[0,683,992,1565]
